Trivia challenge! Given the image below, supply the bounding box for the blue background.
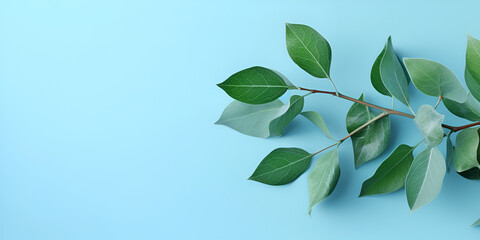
[1,0,480,239]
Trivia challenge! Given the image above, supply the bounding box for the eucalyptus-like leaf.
[380,37,410,106]
[346,95,391,168]
[217,66,293,104]
[371,46,391,96]
[216,95,304,138]
[360,144,415,196]
[249,148,312,185]
[405,147,446,211]
[269,95,304,137]
[472,218,480,227]
[453,128,480,172]
[300,111,335,140]
[403,58,467,102]
[443,92,480,121]
[466,34,480,102]
[413,105,445,147]
[308,149,340,214]
[286,23,331,78]
[215,100,285,138]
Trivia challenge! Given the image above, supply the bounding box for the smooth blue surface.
[1,0,480,239]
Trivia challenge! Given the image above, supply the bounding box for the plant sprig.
[216,23,480,227]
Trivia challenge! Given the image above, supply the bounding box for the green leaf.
[300,111,336,140]
[405,147,446,211]
[371,46,391,96]
[249,148,313,185]
[466,34,480,102]
[446,131,454,172]
[346,94,391,168]
[269,95,305,137]
[379,37,411,106]
[286,23,331,78]
[413,105,445,147]
[216,95,304,138]
[472,218,480,227]
[453,128,480,172]
[308,149,340,214]
[360,144,415,196]
[217,66,293,105]
[443,92,480,121]
[215,100,284,138]
[403,58,467,102]
[458,167,480,180]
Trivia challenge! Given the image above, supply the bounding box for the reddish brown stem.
[298,87,475,132]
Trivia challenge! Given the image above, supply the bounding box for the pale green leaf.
[346,95,391,168]
[453,128,480,172]
[360,144,415,196]
[217,66,293,105]
[249,148,312,185]
[371,46,391,96]
[216,95,304,138]
[215,100,285,138]
[443,92,480,121]
[300,111,336,140]
[403,58,467,102]
[286,23,331,78]
[406,147,446,211]
[466,34,480,102]
[308,149,340,214]
[380,37,410,106]
[413,105,445,147]
[269,95,304,137]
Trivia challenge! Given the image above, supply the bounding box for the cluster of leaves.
[216,23,480,226]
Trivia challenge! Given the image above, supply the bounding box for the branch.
[298,87,476,132]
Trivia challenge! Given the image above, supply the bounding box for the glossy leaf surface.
[346,95,391,168]
[360,144,415,196]
[249,148,312,185]
[217,66,292,104]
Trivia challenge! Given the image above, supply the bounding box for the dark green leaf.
[466,34,480,102]
[379,37,410,106]
[403,58,467,102]
[413,105,445,147]
[300,111,335,140]
[360,144,415,196]
[458,167,480,180]
[308,149,340,214]
[217,66,293,104]
[405,147,446,211]
[286,23,331,78]
[443,92,480,121]
[453,128,480,172]
[446,131,454,172]
[249,148,312,185]
[371,46,391,96]
[346,95,391,168]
